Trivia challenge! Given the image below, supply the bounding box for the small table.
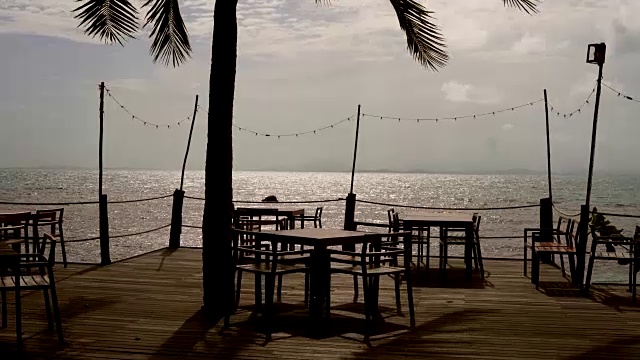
[400,212,475,280]
[234,207,305,229]
[252,228,413,327]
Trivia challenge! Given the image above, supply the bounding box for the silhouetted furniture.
[234,206,305,231]
[584,225,638,302]
[0,212,32,254]
[327,231,414,329]
[33,209,67,268]
[530,221,579,289]
[440,214,484,279]
[523,216,573,276]
[298,206,323,229]
[1,233,64,350]
[400,213,475,281]
[229,229,310,322]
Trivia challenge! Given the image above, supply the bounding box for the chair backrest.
[0,211,32,240]
[392,212,401,232]
[315,206,323,219]
[387,208,395,232]
[34,208,64,237]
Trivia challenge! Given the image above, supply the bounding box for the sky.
[1,0,640,174]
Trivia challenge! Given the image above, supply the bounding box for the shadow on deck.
[1,248,640,359]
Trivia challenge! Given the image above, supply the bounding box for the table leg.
[464,226,473,281]
[309,247,329,329]
[403,232,415,328]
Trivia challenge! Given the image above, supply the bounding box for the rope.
[183,224,202,229]
[355,199,539,211]
[65,224,171,242]
[184,196,344,204]
[0,200,99,206]
[552,203,581,218]
[591,211,640,220]
[0,194,172,206]
[108,194,173,204]
[110,224,171,239]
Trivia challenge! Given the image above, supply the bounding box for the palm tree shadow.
[156,248,178,272]
[564,334,640,359]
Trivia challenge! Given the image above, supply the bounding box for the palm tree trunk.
[202,0,238,319]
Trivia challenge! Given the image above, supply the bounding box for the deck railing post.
[169,189,185,249]
[343,193,357,251]
[539,197,553,263]
[575,204,590,288]
[99,194,111,265]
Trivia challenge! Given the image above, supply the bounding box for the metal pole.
[544,89,552,201]
[349,104,361,194]
[99,82,104,197]
[585,62,604,211]
[180,95,199,191]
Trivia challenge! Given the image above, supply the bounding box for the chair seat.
[278,254,311,264]
[237,263,307,275]
[534,243,576,254]
[0,274,51,289]
[331,264,404,276]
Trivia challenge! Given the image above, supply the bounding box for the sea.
[1,169,639,282]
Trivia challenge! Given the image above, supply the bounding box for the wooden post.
[169,189,185,249]
[98,82,111,266]
[539,197,553,263]
[99,194,111,265]
[349,105,361,194]
[180,95,199,191]
[544,89,552,201]
[343,193,357,251]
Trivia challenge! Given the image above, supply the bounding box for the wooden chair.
[440,214,484,279]
[1,233,64,348]
[229,229,310,322]
[327,231,414,329]
[298,206,323,229]
[584,225,638,302]
[0,212,32,254]
[531,221,578,289]
[33,209,67,268]
[523,216,573,276]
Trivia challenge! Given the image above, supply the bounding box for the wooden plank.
[1,248,639,359]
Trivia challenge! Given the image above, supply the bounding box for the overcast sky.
[1,0,639,174]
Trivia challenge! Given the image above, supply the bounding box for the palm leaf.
[142,0,192,67]
[73,0,139,45]
[503,0,539,14]
[387,0,448,71]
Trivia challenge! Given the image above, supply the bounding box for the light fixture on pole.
[576,42,606,288]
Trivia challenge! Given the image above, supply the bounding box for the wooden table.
[400,212,475,281]
[251,228,413,328]
[234,206,305,229]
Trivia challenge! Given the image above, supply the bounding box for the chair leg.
[476,241,485,280]
[394,273,402,314]
[632,260,637,303]
[472,244,479,271]
[584,250,597,294]
[352,275,359,303]
[523,238,528,276]
[59,228,68,268]
[325,274,331,319]
[277,274,283,302]
[255,274,263,311]
[43,289,53,330]
[362,275,371,326]
[560,253,566,277]
[235,270,243,306]
[1,291,6,328]
[533,253,540,290]
[264,275,275,334]
[15,273,23,351]
[49,282,64,343]
[304,273,310,308]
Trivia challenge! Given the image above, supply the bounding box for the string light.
[602,82,640,103]
[104,87,192,129]
[547,84,596,119]
[361,99,543,123]
[198,106,354,138]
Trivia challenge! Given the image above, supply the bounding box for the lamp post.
[576,42,606,288]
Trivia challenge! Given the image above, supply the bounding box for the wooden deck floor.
[2,248,640,359]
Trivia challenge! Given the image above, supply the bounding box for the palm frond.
[142,0,192,67]
[503,0,539,14]
[73,0,139,45]
[388,0,448,71]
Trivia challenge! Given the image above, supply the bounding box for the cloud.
[502,123,514,131]
[441,81,502,104]
[511,33,546,55]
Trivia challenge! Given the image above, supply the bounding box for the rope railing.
[0,193,172,206]
[183,224,202,229]
[66,223,171,243]
[590,211,640,220]
[551,203,581,218]
[355,199,539,211]
[184,195,345,204]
